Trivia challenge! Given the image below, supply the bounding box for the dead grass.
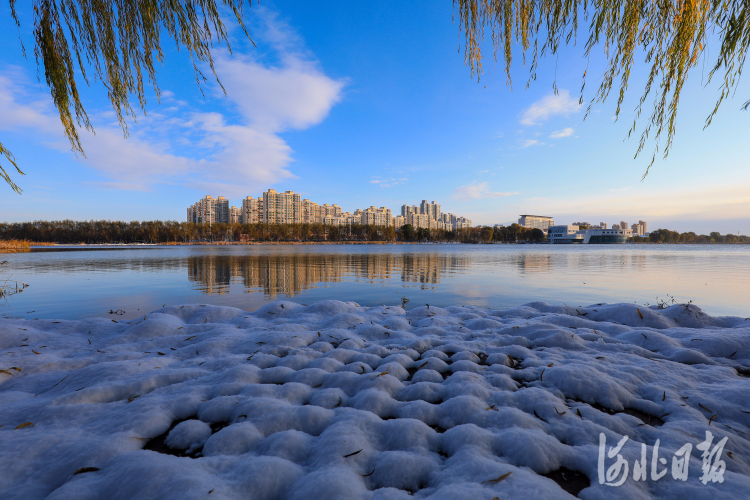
[0,240,56,252]
[0,239,30,250]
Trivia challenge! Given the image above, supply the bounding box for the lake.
[1,244,748,320]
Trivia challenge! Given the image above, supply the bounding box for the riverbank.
[21,241,455,247]
[0,240,56,252]
[8,240,750,247]
[1,300,748,498]
[0,239,29,250]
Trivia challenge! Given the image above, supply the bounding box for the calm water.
[1,244,749,320]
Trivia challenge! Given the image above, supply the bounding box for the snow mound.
[166,420,212,454]
[1,301,749,499]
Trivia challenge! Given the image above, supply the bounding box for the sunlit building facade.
[187,195,229,224]
[518,215,555,232]
[263,189,301,224]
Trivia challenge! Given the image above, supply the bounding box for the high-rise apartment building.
[630,220,648,236]
[263,189,301,224]
[397,204,470,230]
[359,206,392,226]
[420,200,441,221]
[324,212,357,226]
[229,206,241,224]
[620,221,628,231]
[187,206,197,223]
[301,199,318,224]
[241,196,263,224]
[188,192,473,231]
[187,195,229,224]
[454,217,472,229]
[518,215,555,232]
[214,197,230,223]
[320,204,342,219]
[401,205,419,218]
[406,212,430,229]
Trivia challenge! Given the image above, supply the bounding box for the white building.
[518,215,554,232]
[549,225,632,244]
[547,225,581,243]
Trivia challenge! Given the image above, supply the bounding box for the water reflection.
[3,244,749,320]
[517,254,553,273]
[186,253,472,296]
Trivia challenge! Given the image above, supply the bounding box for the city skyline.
[187,190,471,231]
[185,193,661,239]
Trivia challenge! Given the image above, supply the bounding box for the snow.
[166,420,212,454]
[0,300,749,499]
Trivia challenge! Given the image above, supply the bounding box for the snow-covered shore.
[1,301,749,499]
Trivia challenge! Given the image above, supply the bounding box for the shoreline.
[12,240,750,248]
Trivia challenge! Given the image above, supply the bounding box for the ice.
[1,300,749,499]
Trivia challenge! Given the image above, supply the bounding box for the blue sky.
[0,1,748,234]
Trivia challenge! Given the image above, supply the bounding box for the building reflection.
[187,253,470,296]
[515,253,554,274]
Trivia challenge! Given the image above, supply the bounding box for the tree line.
[2,220,744,245]
[0,220,550,244]
[630,229,750,244]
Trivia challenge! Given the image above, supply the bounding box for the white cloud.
[0,12,344,196]
[520,139,542,148]
[550,127,575,138]
[0,72,198,191]
[370,177,407,188]
[451,182,519,201]
[521,90,581,126]
[213,54,344,132]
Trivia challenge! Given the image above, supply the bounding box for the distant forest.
[0,221,746,245]
[630,229,750,244]
[0,220,543,244]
